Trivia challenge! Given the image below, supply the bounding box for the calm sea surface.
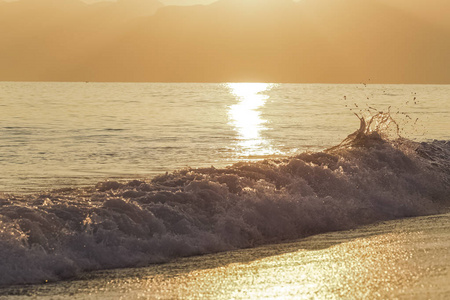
[1,82,449,193]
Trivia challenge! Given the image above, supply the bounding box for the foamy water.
[0,83,449,288]
[4,213,448,299]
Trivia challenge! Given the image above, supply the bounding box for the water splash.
[327,110,401,152]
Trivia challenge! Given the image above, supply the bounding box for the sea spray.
[0,114,449,287]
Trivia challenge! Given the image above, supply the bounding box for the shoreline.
[2,212,449,299]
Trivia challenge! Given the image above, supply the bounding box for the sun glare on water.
[226,83,277,158]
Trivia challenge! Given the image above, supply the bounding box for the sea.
[0,82,449,299]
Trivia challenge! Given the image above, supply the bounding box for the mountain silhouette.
[0,0,449,83]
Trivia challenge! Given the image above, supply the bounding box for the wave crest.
[0,116,449,286]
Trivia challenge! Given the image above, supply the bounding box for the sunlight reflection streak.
[226,83,276,157]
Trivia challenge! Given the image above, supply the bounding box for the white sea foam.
[0,114,449,287]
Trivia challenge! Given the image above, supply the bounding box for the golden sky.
[0,0,449,83]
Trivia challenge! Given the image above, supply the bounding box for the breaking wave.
[0,113,449,286]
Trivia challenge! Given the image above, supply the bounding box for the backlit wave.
[0,113,449,286]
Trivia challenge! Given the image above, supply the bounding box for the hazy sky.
[81,0,302,6]
[1,0,449,83]
[80,0,216,5]
[159,0,216,5]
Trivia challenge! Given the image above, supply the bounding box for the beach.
[2,212,449,299]
[1,0,449,297]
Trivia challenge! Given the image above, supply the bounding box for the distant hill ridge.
[0,0,449,83]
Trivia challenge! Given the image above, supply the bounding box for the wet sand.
[2,212,449,299]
